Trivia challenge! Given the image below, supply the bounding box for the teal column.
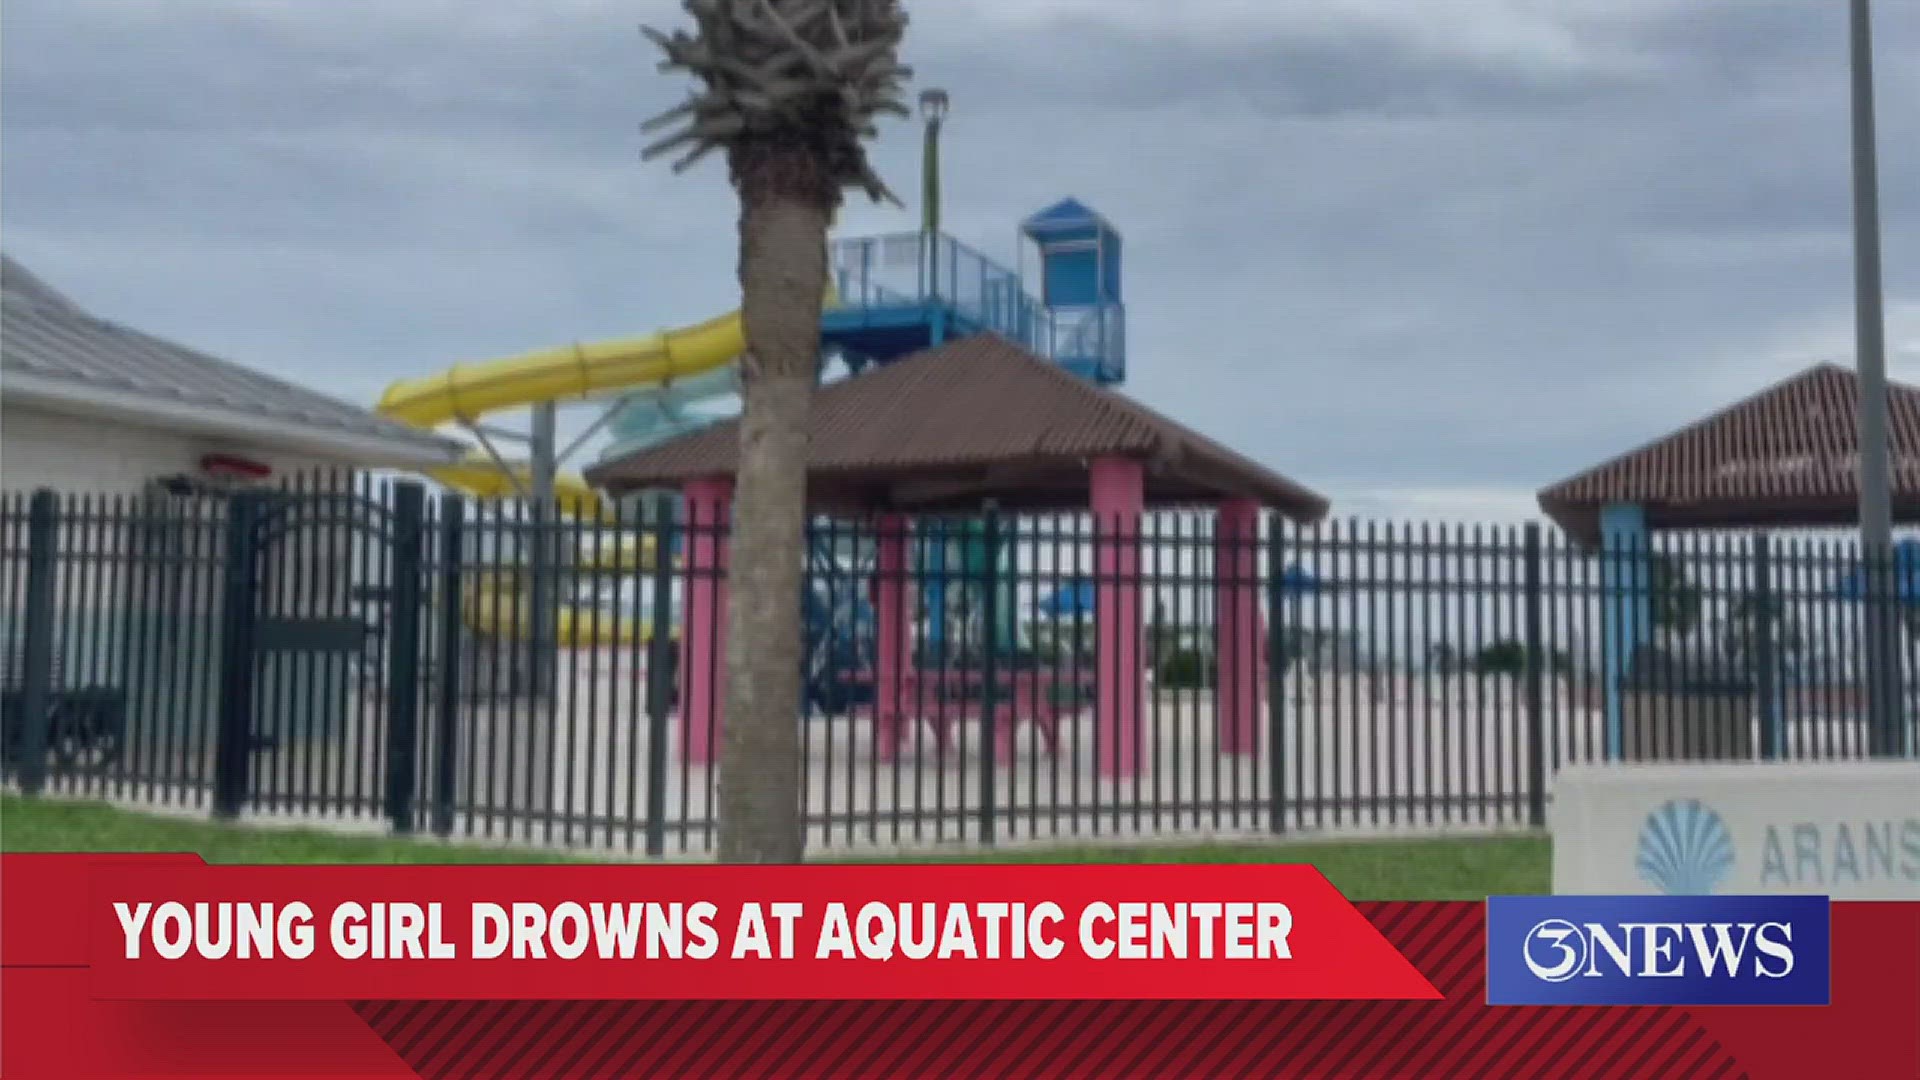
[1601,503,1650,759]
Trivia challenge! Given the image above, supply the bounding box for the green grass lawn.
[0,795,1548,899]
[851,836,1548,899]
[0,796,580,865]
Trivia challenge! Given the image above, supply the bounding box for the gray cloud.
[3,0,1916,519]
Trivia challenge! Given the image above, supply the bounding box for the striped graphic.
[352,902,1744,1079]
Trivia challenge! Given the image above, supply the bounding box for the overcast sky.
[4,0,1917,522]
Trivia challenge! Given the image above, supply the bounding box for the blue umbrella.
[1832,538,1920,602]
[1037,579,1097,617]
[1279,564,1320,595]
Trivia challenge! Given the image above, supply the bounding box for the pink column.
[1215,498,1262,754]
[679,477,733,765]
[873,514,914,760]
[1092,456,1144,777]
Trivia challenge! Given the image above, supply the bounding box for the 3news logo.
[1485,896,1831,1005]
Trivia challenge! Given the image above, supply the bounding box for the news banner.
[3,855,1917,1078]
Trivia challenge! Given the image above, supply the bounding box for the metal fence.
[3,475,1914,855]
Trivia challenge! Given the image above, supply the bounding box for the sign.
[1551,761,1920,898]
[8,856,1919,1078]
[80,862,1439,1001]
[1485,894,1830,1005]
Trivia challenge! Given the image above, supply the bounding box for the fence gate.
[213,481,427,829]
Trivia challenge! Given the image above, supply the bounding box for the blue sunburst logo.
[1635,799,1735,895]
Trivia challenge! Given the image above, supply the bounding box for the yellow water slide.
[376,310,749,645]
[377,309,746,511]
[458,577,659,647]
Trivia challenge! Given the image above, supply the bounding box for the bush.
[1155,648,1214,689]
[1473,640,1571,678]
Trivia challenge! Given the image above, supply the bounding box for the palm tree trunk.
[719,146,831,863]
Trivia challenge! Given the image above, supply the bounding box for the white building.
[2,255,468,763]
[1,255,461,491]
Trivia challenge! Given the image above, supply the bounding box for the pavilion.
[1537,363,1920,758]
[586,333,1330,776]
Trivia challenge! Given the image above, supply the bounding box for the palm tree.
[642,1,911,862]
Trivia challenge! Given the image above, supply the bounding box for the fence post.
[1266,512,1287,835]
[431,496,464,837]
[1524,523,1547,829]
[644,505,676,858]
[13,490,60,796]
[213,492,266,820]
[384,482,426,835]
[978,506,1001,847]
[1752,533,1780,761]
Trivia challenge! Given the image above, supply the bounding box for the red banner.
[5,855,1918,1079]
[80,857,1436,1001]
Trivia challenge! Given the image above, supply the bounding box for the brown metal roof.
[586,333,1330,519]
[1538,363,1920,539]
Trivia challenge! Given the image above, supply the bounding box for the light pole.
[920,88,949,239]
[920,88,949,300]
[1849,0,1901,756]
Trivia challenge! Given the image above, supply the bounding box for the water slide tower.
[1021,198,1126,385]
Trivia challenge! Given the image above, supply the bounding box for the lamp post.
[1849,0,1901,756]
[920,88,949,238]
[920,88,949,299]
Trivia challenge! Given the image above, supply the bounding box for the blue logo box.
[1486,895,1830,1006]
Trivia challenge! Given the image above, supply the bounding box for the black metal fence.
[3,474,1914,854]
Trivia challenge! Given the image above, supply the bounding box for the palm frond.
[641,0,910,204]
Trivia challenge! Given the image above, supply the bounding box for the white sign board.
[1551,761,1920,899]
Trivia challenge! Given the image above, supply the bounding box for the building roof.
[1538,363,1920,539]
[1,255,463,469]
[1,258,84,315]
[587,333,1330,519]
[1022,198,1117,239]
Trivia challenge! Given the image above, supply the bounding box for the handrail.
[828,231,1124,381]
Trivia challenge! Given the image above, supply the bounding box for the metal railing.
[1045,304,1126,383]
[831,232,1048,348]
[4,477,1914,855]
[828,232,1127,381]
